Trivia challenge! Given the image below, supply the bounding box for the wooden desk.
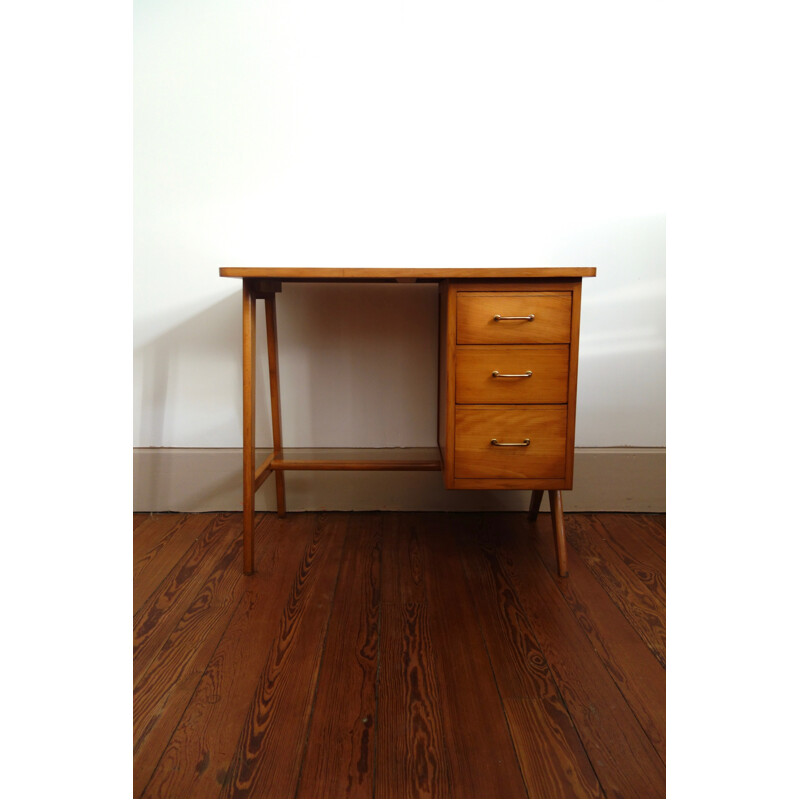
[220,267,596,576]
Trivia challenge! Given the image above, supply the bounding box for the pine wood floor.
[133,511,666,799]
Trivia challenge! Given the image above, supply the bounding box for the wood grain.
[456,292,572,345]
[593,513,667,570]
[458,515,602,798]
[564,280,583,485]
[590,514,666,606]
[531,514,666,762]
[133,514,243,682]
[420,515,528,798]
[135,511,665,799]
[454,405,567,479]
[567,515,666,667]
[221,514,346,798]
[296,515,382,798]
[220,267,598,280]
[134,514,212,613]
[377,514,450,798]
[548,489,568,577]
[377,602,451,798]
[438,282,457,488]
[242,280,257,572]
[640,513,667,548]
[133,522,246,796]
[134,513,151,531]
[140,514,324,798]
[455,345,569,404]
[486,515,666,798]
[380,513,428,606]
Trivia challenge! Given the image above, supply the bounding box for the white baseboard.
[133,447,665,513]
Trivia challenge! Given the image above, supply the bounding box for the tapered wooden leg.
[264,293,286,517]
[548,490,568,577]
[528,490,544,521]
[242,281,257,574]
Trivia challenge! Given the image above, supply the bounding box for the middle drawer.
[456,345,569,404]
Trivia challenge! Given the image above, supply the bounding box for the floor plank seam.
[567,524,666,669]
[133,516,240,683]
[525,520,607,798]
[458,521,530,797]
[371,516,384,800]
[221,513,343,797]
[138,581,241,796]
[138,515,273,798]
[134,512,665,799]
[292,514,348,799]
[547,523,667,771]
[591,514,666,599]
[134,513,218,622]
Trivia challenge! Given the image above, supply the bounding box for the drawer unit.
[455,345,569,404]
[456,292,572,344]
[454,406,567,479]
[439,280,584,491]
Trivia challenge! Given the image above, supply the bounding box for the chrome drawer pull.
[492,370,533,378]
[490,438,530,447]
[493,314,534,321]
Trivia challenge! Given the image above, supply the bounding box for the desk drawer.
[455,346,569,404]
[454,406,567,479]
[457,292,572,344]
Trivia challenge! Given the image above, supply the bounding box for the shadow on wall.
[277,282,440,447]
[135,292,247,507]
[577,254,665,444]
[134,282,442,508]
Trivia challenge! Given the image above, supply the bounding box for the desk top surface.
[220,267,596,281]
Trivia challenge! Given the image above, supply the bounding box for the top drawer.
[456,292,572,344]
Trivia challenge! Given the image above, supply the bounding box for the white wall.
[134,1,665,450]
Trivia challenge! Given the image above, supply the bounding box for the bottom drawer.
[454,406,567,479]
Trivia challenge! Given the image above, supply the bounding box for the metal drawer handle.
[490,438,530,447]
[492,370,532,378]
[493,314,534,321]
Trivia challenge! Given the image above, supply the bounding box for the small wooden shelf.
[268,447,442,472]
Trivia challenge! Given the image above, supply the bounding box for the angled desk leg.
[242,280,257,574]
[263,291,286,517]
[528,490,544,521]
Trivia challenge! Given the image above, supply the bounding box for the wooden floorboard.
[486,516,665,798]
[592,513,666,571]
[133,514,242,682]
[531,522,666,764]
[376,515,453,798]
[134,512,152,531]
[140,514,321,798]
[134,511,666,799]
[134,514,215,615]
[567,515,666,668]
[296,514,382,798]
[133,519,247,796]
[459,515,602,798]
